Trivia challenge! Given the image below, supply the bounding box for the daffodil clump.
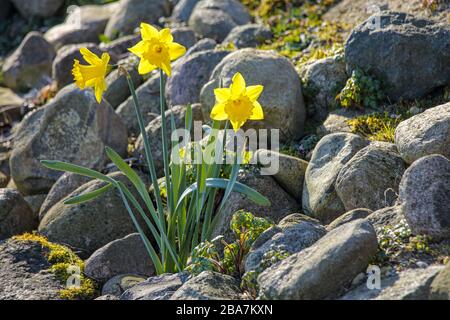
[43,23,270,275]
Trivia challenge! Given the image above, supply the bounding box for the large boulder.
[430,263,450,300]
[258,219,377,300]
[326,208,373,231]
[0,189,36,240]
[166,50,230,106]
[44,3,119,50]
[302,133,369,224]
[395,102,450,164]
[105,0,171,39]
[121,273,189,300]
[200,49,306,142]
[341,266,444,300]
[39,173,91,221]
[102,274,146,297]
[188,0,251,42]
[399,155,450,240]
[345,11,450,101]
[0,238,63,300]
[85,233,155,282]
[171,271,241,300]
[134,104,203,177]
[245,214,326,273]
[52,43,101,90]
[11,0,64,19]
[335,142,405,212]
[38,172,148,257]
[2,32,55,91]
[211,170,301,242]
[367,205,405,236]
[10,85,128,196]
[300,55,348,121]
[223,24,272,49]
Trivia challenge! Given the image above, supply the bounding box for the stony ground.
[0,0,449,300]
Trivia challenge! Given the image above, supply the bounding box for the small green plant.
[338,69,384,109]
[186,210,274,278]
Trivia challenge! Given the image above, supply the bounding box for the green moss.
[13,233,97,300]
[347,112,405,143]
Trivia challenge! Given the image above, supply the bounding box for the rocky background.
[0,0,449,300]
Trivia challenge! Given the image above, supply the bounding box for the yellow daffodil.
[210,72,264,132]
[129,23,186,76]
[72,48,111,103]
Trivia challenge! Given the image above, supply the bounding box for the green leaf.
[64,183,114,205]
[40,160,115,184]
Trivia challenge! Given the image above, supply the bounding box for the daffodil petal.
[214,88,231,103]
[101,52,111,65]
[168,42,186,61]
[80,47,102,65]
[246,85,264,101]
[72,60,85,89]
[128,40,148,57]
[159,28,174,43]
[230,119,245,132]
[138,59,157,75]
[250,101,264,120]
[94,79,106,103]
[141,23,159,40]
[231,72,246,98]
[160,59,172,76]
[210,103,228,120]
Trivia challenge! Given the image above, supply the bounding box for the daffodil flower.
[72,48,111,103]
[129,23,186,76]
[210,72,264,132]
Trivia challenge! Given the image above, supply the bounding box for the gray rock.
[100,35,140,61]
[171,0,199,22]
[316,108,371,136]
[23,194,47,218]
[38,172,148,257]
[2,32,55,91]
[102,274,146,297]
[121,272,189,300]
[399,155,450,239]
[11,0,64,18]
[429,263,450,300]
[300,55,348,121]
[171,27,197,49]
[367,205,404,236]
[302,133,369,224]
[258,219,378,300]
[188,0,251,42]
[171,271,241,300]
[336,142,405,212]
[95,294,119,300]
[223,24,272,48]
[200,49,306,143]
[345,11,450,101]
[85,233,155,282]
[166,50,230,106]
[245,214,326,272]
[0,189,36,240]
[327,208,373,231]
[44,3,119,50]
[134,104,203,177]
[52,43,101,90]
[395,102,450,164]
[105,0,171,39]
[341,266,443,300]
[39,173,91,221]
[212,170,301,242]
[10,85,128,195]
[255,149,308,200]
[0,238,63,300]
[185,38,217,55]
